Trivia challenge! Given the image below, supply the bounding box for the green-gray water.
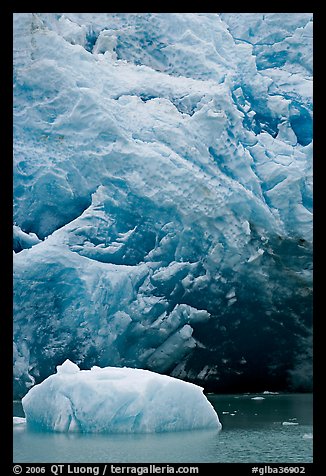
[13,393,312,463]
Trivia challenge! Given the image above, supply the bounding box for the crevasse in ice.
[22,360,221,433]
[13,13,313,398]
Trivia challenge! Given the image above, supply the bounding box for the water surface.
[13,393,313,463]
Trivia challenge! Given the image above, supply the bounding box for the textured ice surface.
[13,13,313,397]
[22,360,221,433]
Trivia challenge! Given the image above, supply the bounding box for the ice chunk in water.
[13,417,26,426]
[22,360,221,433]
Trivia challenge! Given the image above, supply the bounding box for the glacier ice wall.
[13,13,313,398]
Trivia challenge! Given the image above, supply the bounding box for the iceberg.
[13,13,313,397]
[13,417,26,426]
[22,360,221,433]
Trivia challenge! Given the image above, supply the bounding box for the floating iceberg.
[13,417,26,426]
[22,360,221,433]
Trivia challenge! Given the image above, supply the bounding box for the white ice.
[22,360,221,433]
[13,417,26,426]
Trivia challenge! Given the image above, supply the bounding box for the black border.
[5,4,320,475]
[2,1,14,473]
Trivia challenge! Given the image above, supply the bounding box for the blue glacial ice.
[13,13,313,398]
[22,360,221,433]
